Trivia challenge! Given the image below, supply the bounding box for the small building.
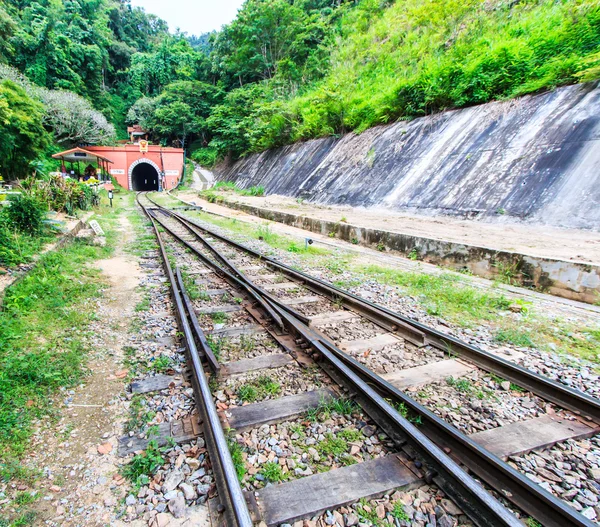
[127,125,149,144]
[52,147,114,181]
[84,144,184,191]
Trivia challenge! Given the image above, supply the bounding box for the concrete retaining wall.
[217,82,600,231]
[217,199,600,304]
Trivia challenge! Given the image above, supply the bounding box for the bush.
[22,175,95,214]
[191,147,220,168]
[4,195,46,235]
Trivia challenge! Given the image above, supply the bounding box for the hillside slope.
[217,81,600,231]
[225,0,600,157]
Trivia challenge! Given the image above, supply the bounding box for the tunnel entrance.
[131,162,160,191]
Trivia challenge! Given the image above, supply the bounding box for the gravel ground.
[346,341,445,375]
[234,410,391,491]
[412,374,551,435]
[509,436,600,522]
[217,363,326,406]
[121,226,215,526]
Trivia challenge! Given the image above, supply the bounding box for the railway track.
[134,192,600,527]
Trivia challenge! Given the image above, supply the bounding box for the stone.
[150,512,171,527]
[179,482,196,501]
[587,468,600,480]
[125,495,137,506]
[582,508,597,520]
[361,425,376,437]
[438,514,455,527]
[162,470,184,493]
[163,490,178,501]
[168,495,186,519]
[346,512,359,526]
[97,442,113,455]
[439,499,462,516]
[196,484,211,495]
[500,381,511,391]
[186,458,201,470]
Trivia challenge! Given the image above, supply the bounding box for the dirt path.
[201,192,600,264]
[22,214,143,526]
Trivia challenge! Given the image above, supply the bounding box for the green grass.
[317,433,348,457]
[210,311,229,324]
[227,436,246,481]
[151,355,172,373]
[391,501,410,522]
[211,182,265,197]
[306,397,358,422]
[0,224,55,269]
[495,327,535,348]
[446,376,473,393]
[155,192,600,366]
[354,265,511,326]
[134,297,150,312]
[186,208,329,257]
[122,440,165,490]
[0,212,116,463]
[125,395,156,433]
[260,461,284,482]
[206,335,225,360]
[13,492,35,506]
[237,375,281,402]
[181,269,207,301]
[337,428,362,443]
[248,0,600,150]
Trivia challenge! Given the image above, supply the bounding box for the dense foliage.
[0,80,48,180]
[197,0,600,160]
[2,0,600,170]
[187,0,600,164]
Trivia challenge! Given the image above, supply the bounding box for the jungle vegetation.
[0,0,599,173]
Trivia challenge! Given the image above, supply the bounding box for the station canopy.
[52,147,114,165]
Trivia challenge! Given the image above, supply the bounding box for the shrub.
[191,147,220,168]
[4,195,46,235]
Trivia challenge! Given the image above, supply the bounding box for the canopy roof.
[52,147,114,164]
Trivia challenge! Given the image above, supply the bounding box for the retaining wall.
[217,82,600,231]
[217,199,600,304]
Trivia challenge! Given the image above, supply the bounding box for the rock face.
[217,82,600,230]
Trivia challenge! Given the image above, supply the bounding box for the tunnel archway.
[130,159,160,191]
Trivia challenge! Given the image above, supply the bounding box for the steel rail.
[153,199,600,424]
[137,195,253,527]
[143,196,522,527]
[177,267,221,374]
[144,195,596,526]
[151,205,313,327]
[263,298,521,526]
[314,336,595,527]
[147,207,286,331]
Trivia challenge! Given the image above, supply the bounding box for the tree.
[149,81,222,148]
[0,5,16,62]
[0,80,50,181]
[39,89,116,146]
[207,84,270,158]
[129,37,210,97]
[211,0,333,88]
[126,96,158,130]
[0,64,115,147]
